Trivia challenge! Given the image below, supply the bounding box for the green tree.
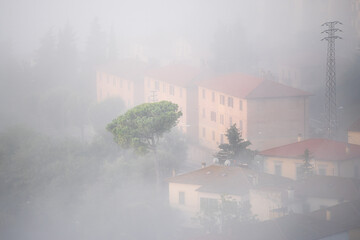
[106,101,182,185]
[300,149,314,179]
[215,124,254,166]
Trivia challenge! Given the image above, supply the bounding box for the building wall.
[348,131,360,145]
[247,97,308,151]
[338,158,360,178]
[96,71,139,109]
[169,182,286,224]
[168,182,201,214]
[144,76,189,134]
[249,189,283,221]
[197,86,248,150]
[263,156,338,180]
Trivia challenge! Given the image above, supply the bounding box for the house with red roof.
[348,118,360,145]
[168,165,294,225]
[259,138,360,180]
[197,73,311,151]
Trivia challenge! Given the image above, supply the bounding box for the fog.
[1,0,360,239]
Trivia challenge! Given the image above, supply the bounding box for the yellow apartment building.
[144,64,204,138]
[96,59,150,109]
[348,118,360,145]
[197,73,310,151]
[260,138,360,180]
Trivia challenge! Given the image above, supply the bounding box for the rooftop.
[198,73,310,99]
[146,64,208,88]
[259,138,360,161]
[168,165,293,196]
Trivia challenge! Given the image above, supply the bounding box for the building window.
[163,83,166,92]
[212,92,215,102]
[220,114,224,125]
[200,198,218,211]
[179,191,185,205]
[220,134,224,144]
[202,127,206,137]
[155,81,159,90]
[202,108,206,118]
[119,79,122,88]
[211,111,216,122]
[275,162,282,176]
[228,97,233,107]
[229,117,233,126]
[239,120,243,130]
[212,131,215,141]
[239,100,243,111]
[220,95,225,105]
[169,85,175,95]
[202,89,206,99]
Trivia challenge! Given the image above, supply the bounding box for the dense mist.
[1,0,360,239]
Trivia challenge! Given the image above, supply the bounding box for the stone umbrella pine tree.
[106,101,182,186]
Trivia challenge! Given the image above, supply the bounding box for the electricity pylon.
[321,21,342,139]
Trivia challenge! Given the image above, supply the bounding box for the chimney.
[201,162,206,168]
[297,133,303,142]
[326,210,331,221]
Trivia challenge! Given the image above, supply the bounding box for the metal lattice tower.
[321,21,342,139]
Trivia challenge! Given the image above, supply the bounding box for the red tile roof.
[259,138,360,161]
[168,165,293,195]
[198,73,310,99]
[146,64,205,88]
[349,118,360,132]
